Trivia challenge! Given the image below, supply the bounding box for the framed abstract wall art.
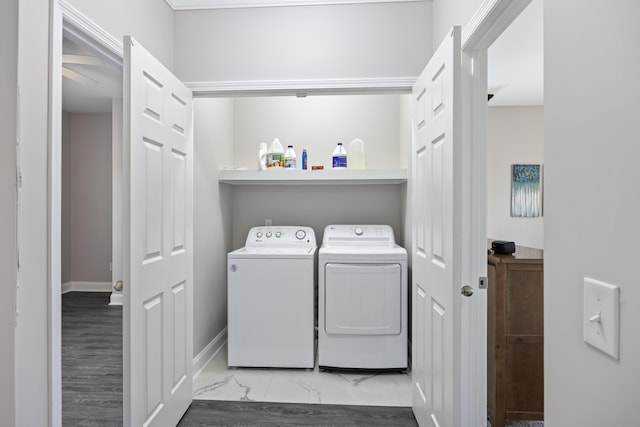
[511,164,542,217]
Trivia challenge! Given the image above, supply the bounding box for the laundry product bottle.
[266,138,284,169]
[258,143,268,170]
[302,149,308,170]
[348,138,365,169]
[332,143,348,169]
[284,145,297,169]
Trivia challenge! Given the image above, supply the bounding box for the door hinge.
[479,276,488,289]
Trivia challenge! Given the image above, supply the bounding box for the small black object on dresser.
[491,240,516,255]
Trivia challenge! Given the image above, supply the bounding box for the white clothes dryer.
[227,226,316,368]
[318,224,407,370]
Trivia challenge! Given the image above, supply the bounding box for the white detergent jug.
[258,143,268,170]
[266,138,284,169]
[332,143,347,169]
[348,138,365,169]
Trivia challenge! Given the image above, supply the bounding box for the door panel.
[124,36,193,427]
[412,27,462,427]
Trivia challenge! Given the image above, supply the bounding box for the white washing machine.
[227,226,316,368]
[318,224,407,370]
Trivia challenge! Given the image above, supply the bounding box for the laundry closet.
[191,93,414,404]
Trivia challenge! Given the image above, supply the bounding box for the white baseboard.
[109,291,123,306]
[193,327,227,379]
[61,281,112,294]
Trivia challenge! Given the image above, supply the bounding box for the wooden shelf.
[218,168,408,185]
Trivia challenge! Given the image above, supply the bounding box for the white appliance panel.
[325,263,401,335]
[227,256,314,367]
[318,224,408,370]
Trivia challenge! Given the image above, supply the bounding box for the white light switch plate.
[583,277,620,359]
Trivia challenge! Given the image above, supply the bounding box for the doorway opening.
[60,31,123,424]
[485,0,544,426]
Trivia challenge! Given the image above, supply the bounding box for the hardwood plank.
[178,400,418,427]
[62,292,123,426]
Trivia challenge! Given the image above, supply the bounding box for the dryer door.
[325,263,401,335]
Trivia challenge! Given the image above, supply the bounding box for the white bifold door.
[411,27,474,427]
[123,36,194,427]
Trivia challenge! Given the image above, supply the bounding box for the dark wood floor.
[62,292,418,426]
[177,400,418,427]
[62,292,123,426]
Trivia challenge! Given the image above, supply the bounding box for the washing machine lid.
[229,246,316,259]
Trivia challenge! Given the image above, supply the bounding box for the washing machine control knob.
[295,229,307,240]
[275,231,282,238]
[354,227,364,236]
[266,231,273,238]
[256,232,263,238]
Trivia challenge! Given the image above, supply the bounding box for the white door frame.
[47,1,123,425]
[459,0,533,424]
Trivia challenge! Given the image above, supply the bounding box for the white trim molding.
[461,0,532,51]
[60,0,123,70]
[192,327,228,379]
[109,291,123,306]
[187,77,416,97]
[61,281,112,294]
[165,0,428,11]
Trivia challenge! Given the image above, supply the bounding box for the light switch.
[583,277,620,359]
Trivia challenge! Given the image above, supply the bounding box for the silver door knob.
[461,285,474,297]
[113,280,123,291]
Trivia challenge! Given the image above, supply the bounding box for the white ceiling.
[62,37,122,113]
[487,0,543,106]
[61,0,542,112]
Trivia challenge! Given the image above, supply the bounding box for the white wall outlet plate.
[583,277,620,359]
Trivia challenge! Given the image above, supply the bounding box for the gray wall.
[0,0,17,423]
[544,0,640,424]
[193,98,234,355]
[62,112,71,283]
[232,94,404,170]
[232,185,405,251]
[174,2,432,82]
[432,0,482,48]
[62,113,113,285]
[67,0,174,70]
[487,106,544,249]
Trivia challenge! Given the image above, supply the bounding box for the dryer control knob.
[295,230,307,240]
[354,227,364,236]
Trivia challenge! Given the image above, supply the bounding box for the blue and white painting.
[511,164,542,217]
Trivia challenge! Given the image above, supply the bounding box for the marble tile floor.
[193,343,412,407]
[194,343,544,426]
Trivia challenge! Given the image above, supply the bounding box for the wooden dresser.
[487,243,544,427]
